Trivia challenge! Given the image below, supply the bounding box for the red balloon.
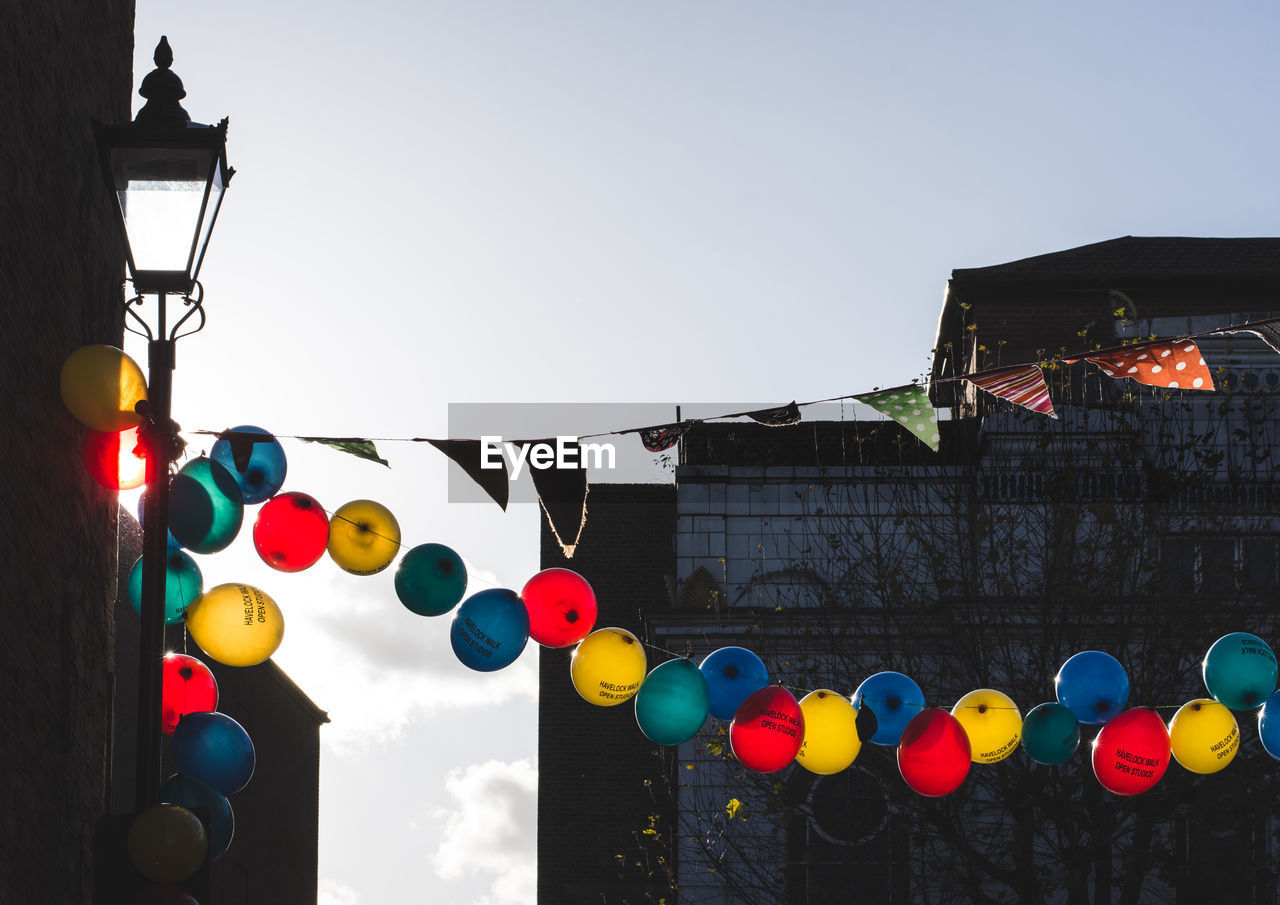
[521,568,598,648]
[161,654,218,736]
[730,685,805,772]
[81,426,147,490]
[897,708,971,797]
[1091,707,1171,795]
[253,491,330,572]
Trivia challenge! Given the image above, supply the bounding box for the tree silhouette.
[649,379,1280,905]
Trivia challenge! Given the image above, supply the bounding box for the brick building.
[540,238,1280,904]
[1,10,327,903]
[538,485,677,905]
[1,6,136,901]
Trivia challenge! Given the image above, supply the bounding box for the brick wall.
[538,484,677,905]
[0,4,135,902]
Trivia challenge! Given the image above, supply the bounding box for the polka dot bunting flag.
[1071,339,1215,391]
[855,384,942,451]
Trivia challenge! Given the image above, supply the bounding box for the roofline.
[948,269,1280,292]
[261,658,330,725]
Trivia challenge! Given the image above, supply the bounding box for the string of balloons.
[60,344,1280,827]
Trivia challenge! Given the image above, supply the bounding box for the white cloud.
[317,878,362,905]
[264,567,539,754]
[432,759,538,905]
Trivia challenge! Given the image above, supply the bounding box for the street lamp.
[95,36,233,812]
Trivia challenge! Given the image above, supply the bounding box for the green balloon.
[127,551,204,625]
[635,658,709,746]
[395,543,468,616]
[169,457,244,554]
[1204,632,1279,710]
[1021,702,1080,765]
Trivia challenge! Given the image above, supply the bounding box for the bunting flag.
[854,385,940,451]
[1224,322,1280,358]
[298,437,389,467]
[965,365,1056,418]
[520,439,589,558]
[427,439,510,510]
[1069,339,1214,391]
[634,422,693,453]
[218,428,282,473]
[744,402,802,427]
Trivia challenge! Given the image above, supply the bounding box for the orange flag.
[1073,339,1214,391]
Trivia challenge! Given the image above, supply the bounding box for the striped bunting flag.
[965,365,1056,417]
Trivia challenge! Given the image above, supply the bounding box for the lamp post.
[95,36,233,812]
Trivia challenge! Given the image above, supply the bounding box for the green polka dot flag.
[854,384,941,451]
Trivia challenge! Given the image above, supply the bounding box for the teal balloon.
[1203,632,1278,710]
[127,551,204,624]
[160,773,235,860]
[1021,702,1080,765]
[169,457,244,554]
[635,658,709,746]
[211,424,287,504]
[395,544,468,617]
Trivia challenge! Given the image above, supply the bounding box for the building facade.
[540,238,1280,904]
[1,7,136,901]
[2,13,328,903]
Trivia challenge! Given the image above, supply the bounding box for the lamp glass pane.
[190,162,226,283]
[111,146,215,273]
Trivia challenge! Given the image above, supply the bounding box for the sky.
[122,2,1280,902]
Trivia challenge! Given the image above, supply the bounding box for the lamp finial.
[136,36,189,126]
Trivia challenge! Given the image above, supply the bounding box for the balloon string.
[630,635,1226,713]
[318,507,508,592]
[270,511,1257,715]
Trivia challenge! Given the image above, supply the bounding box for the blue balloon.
[450,589,529,671]
[1055,651,1129,725]
[160,773,235,860]
[1203,632,1278,711]
[127,551,203,625]
[852,671,925,746]
[173,711,255,795]
[1021,702,1081,765]
[1258,690,1280,761]
[699,647,769,720]
[211,425,288,505]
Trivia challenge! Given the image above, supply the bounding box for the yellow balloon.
[328,499,401,575]
[127,803,208,884]
[1169,698,1239,774]
[60,344,147,431]
[186,583,285,667]
[796,690,861,774]
[952,689,1022,764]
[571,627,648,706]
